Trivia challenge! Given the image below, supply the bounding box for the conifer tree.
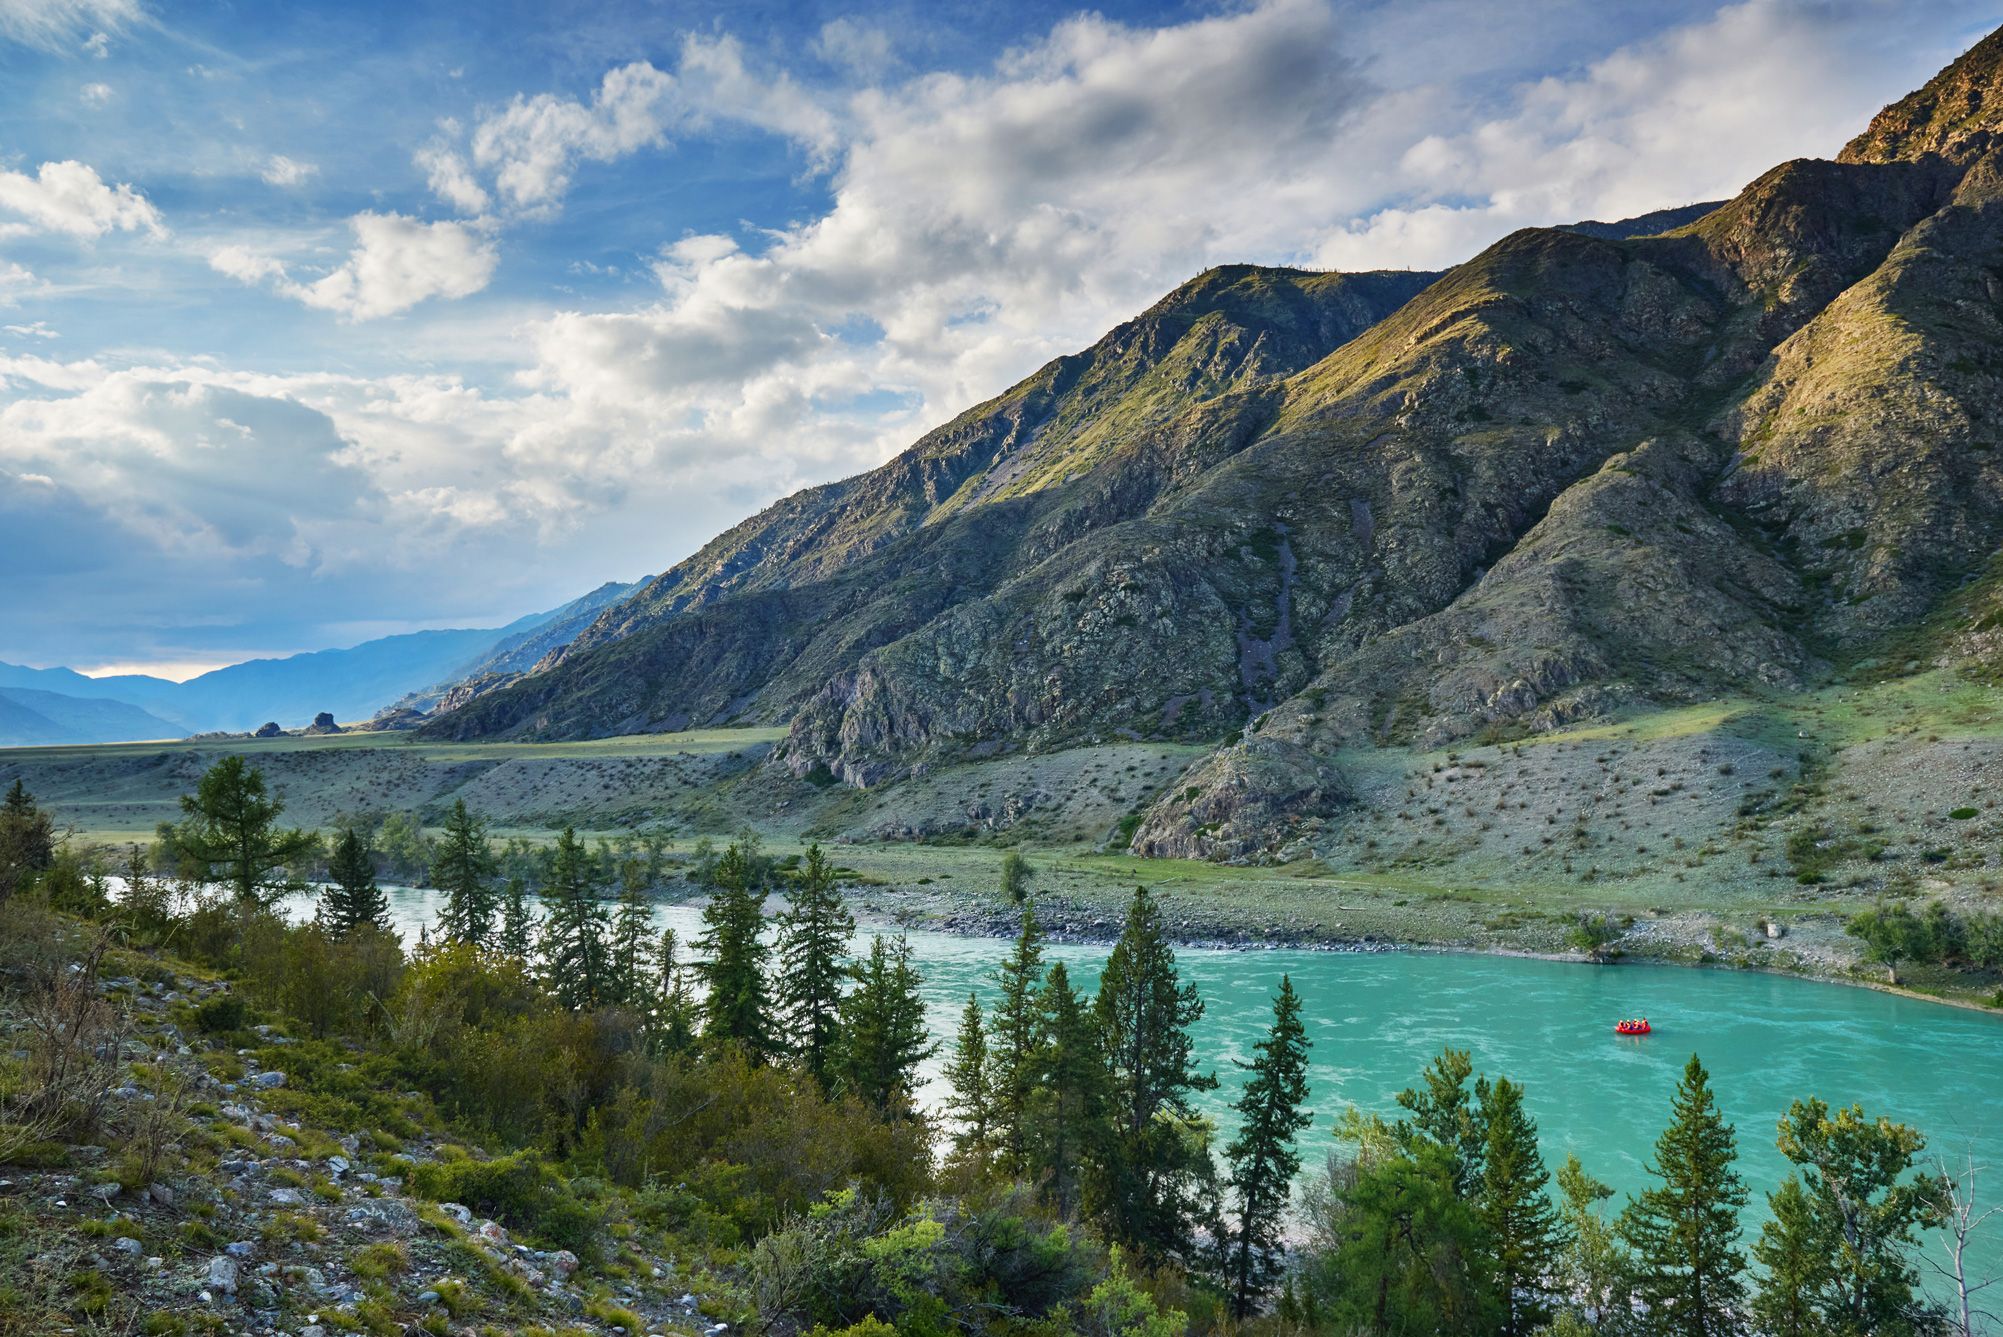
[1026,960,1106,1218]
[1478,1076,1565,1336]
[944,993,995,1173]
[1619,1054,1748,1337]
[1225,974,1314,1318]
[697,839,774,1057]
[609,868,655,1008]
[432,799,499,946]
[775,842,853,1088]
[833,933,934,1114]
[0,778,56,900]
[161,756,317,907]
[652,927,698,1054]
[1397,1047,1488,1197]
[989,899,1046,1175]
[320,826,389,938]
[498,874,534,960]
[1753,1098,1938,1337]
[538,826,610,1010]
[1091,885,1219,1269]
[1555,1152,1629,1326]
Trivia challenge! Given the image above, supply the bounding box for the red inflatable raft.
[1615,1019,1652,1035]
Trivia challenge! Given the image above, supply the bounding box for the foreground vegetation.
[0,762,1997,1334]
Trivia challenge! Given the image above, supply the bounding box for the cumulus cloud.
[415,141,490,215]
[0,0,140,50]
[3,320,58,338]
[260,154,317,187]
[0,159,164,239]
[468,60,678,213]
[0,262,43,304]
[209,212,499,320]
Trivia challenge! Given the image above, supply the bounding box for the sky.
[0,0,1994,678]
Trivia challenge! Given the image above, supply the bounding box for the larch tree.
[833,933,933,1115]
[609,865,656,1008]
[1619,1054,1748,1337]
[161,756,318,907]
[497,874,534,960]
[775,842,853,1089]
[1225,974,1314,1319]
[652,927,698,1055]
[944,992,996,1174]
[1026,959,1106,1219]
[1397,1047,1488,1198]
[989,899,1046,1175]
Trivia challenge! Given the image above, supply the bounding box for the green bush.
[191,993,248,1035]
[408,1151,599,1260]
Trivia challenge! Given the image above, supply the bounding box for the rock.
[113,1236,144,1255]
[551,1249,579,1278]
[206,1255,240,1294]
[225,1240,256,1258]
[253,721,283,738]
[326,1155,349,1177]
[249,1070,287,1089]
[269,1187,304,1206]
[148,1181,175,1207]
[304,712,343,734]
[88,1181,118,1202]
[417,1290,441,1305]
[477,1219,507,1245]
[439,1201,473,1225]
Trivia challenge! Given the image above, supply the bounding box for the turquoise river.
[293,885,2003,1282]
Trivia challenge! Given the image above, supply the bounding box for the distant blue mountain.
[0,687,182,747]
[0,579,643,742]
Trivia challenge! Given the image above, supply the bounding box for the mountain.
[427,28,2003,861]
[0,688,182,747]
[0,581,643,740]
[396,579,644,716]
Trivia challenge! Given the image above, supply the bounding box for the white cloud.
[3,320,59,338]
[0,159,164,239]
[0,261,43,305]
[210,213,499,320]
[79,80,112,106]
[813,17,895,79]
[415,142,490,215]
[0,0,140,50]
[260,154,317,187]
[82,27,107,56]
[468,60,679,213]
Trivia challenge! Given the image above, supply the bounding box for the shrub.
[191,993,249,1035]
[408,1151,599,1260]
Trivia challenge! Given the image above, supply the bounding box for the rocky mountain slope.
[427,28,2003,863]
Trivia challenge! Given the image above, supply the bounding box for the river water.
[289,884,2003,1281]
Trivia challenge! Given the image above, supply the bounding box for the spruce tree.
[696,839,774,1057]
[775,842,853,1088]
[498,874,534,960]
[1478,1076,1565,1336]
[320,826,389,938]
[1619,1054,1748,1337]
[1026,960,1106,1218]
[989,899,1046,1175]
[609,869,655,1008]
[1225,974,1314,1318]
[1749,1178,1830,1337]
[833,933,934,1114]
[0,778,56,900]
[944,993,995,1174]
[538,826,609,1010]
[652,927,698,1054]
[1555,1152,1629,1326]
[1090,885,1218,1269]
[431,799,499,946]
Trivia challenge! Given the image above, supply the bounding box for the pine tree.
[161,756,318,907]
[1225,974,1314,1318]
[1026,960,1106,1218]
[1754,1098,1937,1337]
[1397,1047,1488,1197]
[538,826,609,1010]
[431,799,499,946]
[1555,1153,1628,1326]
[1090,885,1219,1269]
[320,826,389,938]
[1478,1076,1565,1336]
[652,927,698,1054]
[833,933,934,1114]
[944,993,995,1173]
[989,899,1046,1175]
[498,874,534,960]
[609,866,655,1008]
[775,843,853,1088]
[697,839,774,1057]
[1619,1054,1748,1337]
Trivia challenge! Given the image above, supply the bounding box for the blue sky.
[0,0,1993,676]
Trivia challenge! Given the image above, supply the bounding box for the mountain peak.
[1839,25,2003,166]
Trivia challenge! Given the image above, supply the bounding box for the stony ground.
[1,953,734,1337]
